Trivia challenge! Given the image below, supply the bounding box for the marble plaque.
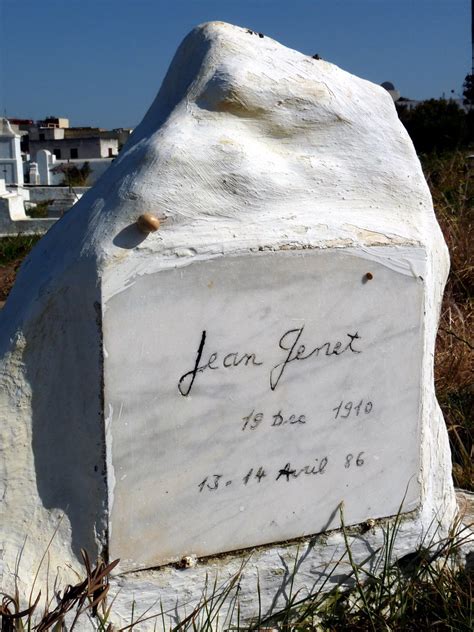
[103,249,424,571]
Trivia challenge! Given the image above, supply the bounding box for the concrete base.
[0,195,55,236]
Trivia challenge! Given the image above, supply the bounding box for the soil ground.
[0,258,21,304]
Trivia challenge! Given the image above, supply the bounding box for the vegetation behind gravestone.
[394,104,472,492]
[0,234,41,302]
[51,161,92,187]
[396,99,474,154]
[424,152,473,491]
[463,73,474,105]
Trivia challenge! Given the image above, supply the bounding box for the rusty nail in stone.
[365,272,374,281]
[137,213,160,234]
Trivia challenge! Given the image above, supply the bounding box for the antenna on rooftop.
[472,0,474,74]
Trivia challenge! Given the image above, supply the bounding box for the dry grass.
[0,550,119,632]
[423,152,473,490]
[255,513,473,632]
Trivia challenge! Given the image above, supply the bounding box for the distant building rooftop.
[38,116,70,129]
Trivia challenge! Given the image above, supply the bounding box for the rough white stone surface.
[0,21,457,629]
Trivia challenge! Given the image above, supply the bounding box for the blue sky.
[0,0,471,129]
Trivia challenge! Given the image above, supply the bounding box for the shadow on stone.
[26,261,107,559]
[113,224,147,249]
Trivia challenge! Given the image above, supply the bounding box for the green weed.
[0,234,42,267]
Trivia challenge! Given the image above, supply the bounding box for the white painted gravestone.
[0,21,457,628]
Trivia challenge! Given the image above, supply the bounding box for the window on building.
[39,133,45,141]
[53,149,61,159]
[70,148,78,159]
[108,147,114,157]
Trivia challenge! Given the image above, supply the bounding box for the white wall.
[98,138,119,157]
[0,118,24,186]
[30,137,119,161]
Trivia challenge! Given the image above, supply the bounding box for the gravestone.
[0,22,457,628]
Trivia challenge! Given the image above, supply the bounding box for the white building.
[0,118,24,186]
[29,126,119,161]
